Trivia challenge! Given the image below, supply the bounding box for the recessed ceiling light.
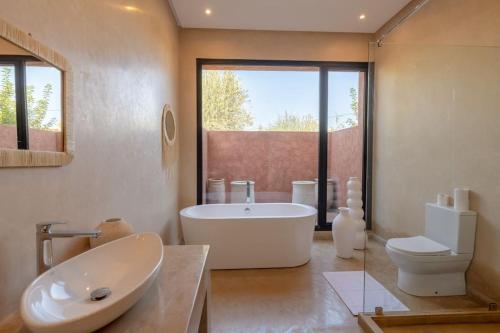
[359,14,366,20]
[205,8,212,15]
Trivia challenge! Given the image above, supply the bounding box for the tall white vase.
[230,180,255,203]
[332,207,356,259]
[207,178,226,204]
[347,177,366,250]
[292,181,316,207]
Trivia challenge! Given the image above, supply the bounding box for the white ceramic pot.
[292,181,316,207]
[331,207,356,259]
[207,178,226,204]
[89,218,134,248]
[353,219,367,250]
[230,180,255,203]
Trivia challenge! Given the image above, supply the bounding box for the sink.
[21,232,163,333]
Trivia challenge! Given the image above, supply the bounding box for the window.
[197,59,371,230]
[0,56,63,151]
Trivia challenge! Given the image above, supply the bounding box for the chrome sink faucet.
[36,222,101,275]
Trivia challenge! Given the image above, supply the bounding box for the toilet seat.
[386,236,450,256]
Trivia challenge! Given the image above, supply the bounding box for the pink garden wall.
[0,124,63,151]
[205,126,363,206]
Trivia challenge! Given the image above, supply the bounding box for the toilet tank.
[425,203,477,254]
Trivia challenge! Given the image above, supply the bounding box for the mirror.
[0,18,72,167]
[162,105,176,146]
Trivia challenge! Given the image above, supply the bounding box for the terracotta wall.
[206,127,362,205]
[329,125,363,206]
[0,124,63,151]
[179,28,373,209]
[0,0,179,323]
[207,131,318,202]
[372,0,500,301]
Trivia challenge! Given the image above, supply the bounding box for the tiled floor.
[210,238,484,333]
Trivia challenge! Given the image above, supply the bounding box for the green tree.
[0,67,16,125]
[202,71,253,130]
[266,111,319,132]
[0,66,55,129]
[27,83,56,129]
[333,87,359,130]
[350,87,358,116]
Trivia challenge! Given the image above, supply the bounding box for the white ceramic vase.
[89,218,134,248]
[230,180,255,203]
[346,177,366,250]
[292,181,316,207]
[347,177,362,191]
[207,178,226,204]
[332,207,356,259]
[353,219,367,250]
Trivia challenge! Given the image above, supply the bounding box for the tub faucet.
[246,180,251,204]
[36,222,101,275]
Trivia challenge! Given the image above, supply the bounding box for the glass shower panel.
[363,40,500,314]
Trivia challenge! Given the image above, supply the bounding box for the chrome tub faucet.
[246,180,252,204]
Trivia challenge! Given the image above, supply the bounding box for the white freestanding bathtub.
[180,203,317,269]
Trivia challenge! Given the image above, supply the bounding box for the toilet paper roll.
[453,188,470,211]
[437,193,450,207]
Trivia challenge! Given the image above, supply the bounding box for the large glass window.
[26,62,63,152]
[198,61,369,229]
[0,56,63,152]
[0,64,17,149]
[326,71,365,221]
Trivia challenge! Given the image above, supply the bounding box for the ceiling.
[169,0,412,33]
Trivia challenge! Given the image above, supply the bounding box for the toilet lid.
[387,236,451,256]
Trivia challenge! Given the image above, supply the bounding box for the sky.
[208,69,360,130]
[1,63,62,130]
[26,64,62,129]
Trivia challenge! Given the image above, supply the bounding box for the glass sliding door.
[197,60,370,229]
[200,62,320,221]
[324,69,367,223]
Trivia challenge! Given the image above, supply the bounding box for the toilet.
[385,203,477,296]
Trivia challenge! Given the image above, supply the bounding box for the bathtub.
[180,203,317,269]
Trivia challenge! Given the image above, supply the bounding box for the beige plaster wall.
[372,0,500,301]
[0,0,179,321]
[178,28,372,208]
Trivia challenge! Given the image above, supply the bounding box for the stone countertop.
[97,245,210,333]
[7,245,210,333]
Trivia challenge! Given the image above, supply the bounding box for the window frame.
[196,59,373,230]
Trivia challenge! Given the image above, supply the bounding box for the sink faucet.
[36,222,101,275]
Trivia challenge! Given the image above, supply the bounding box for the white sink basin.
[21,232,163,333]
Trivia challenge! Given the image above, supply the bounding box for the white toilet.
[385,203,477,296]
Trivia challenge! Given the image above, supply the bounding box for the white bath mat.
[322,271,409,315]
